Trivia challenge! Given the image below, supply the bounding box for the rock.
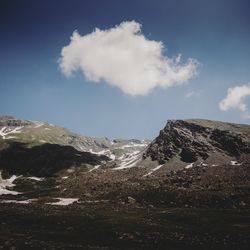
[127,196,136,204]
[143,119,250,164]
[239,201,246,207]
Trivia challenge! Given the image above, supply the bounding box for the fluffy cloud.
[59,21,199,96]
[219,83,250,113]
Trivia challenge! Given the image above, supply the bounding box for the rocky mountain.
[1,116,250,178]
[0,116,149,176]
[0,116,249,202]
[0,116,249,249]
[141,119,250,172]
[0,116,148,153]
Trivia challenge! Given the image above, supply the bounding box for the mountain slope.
[0,142,109,176]
[0,116,149,176]
[143,119,250,166]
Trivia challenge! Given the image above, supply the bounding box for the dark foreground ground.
[0,159,249,249]
[0,202,249,250]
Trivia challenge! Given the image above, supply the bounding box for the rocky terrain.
[143,119,250,164]
[0,116,249,249]
[0,116,149,176]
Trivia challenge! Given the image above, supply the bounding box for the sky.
[0,0,250,139]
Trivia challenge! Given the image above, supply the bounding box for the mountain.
[0,116,149,176]
[0,115,149,155]
[0,116,249,204]
[140,119,250,173]
[0,116,250,249]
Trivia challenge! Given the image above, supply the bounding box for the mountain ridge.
[0,115,150,176]
[1,115,250,176]
[143,119,250,166]
[0,115,249,211]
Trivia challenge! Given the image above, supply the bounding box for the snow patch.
[0,172,21,195]
[0,199,37,204]
[89,149,109,155]
[27,177,44,182]
[88,165,101,172]
[109,154,116,160]
[0,126,23,139]
[113,151,141,170]
[230,161,242,166]
[185,163,194,169]
[201,163,208,166]
[46,198,79,206]
[113,159,140,170]
[118,150,140,161]
[143,164,164,177]
[88,149,116,161]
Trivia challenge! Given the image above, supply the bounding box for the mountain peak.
[144,119,250,164]
[0,115,16,121]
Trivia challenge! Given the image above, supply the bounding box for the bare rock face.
[143,119,250,164]
[0,116,33,127]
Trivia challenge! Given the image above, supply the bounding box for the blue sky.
[0,0,250,139]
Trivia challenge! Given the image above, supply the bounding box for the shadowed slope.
[0,142,109,177]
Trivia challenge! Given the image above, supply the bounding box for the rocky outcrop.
[0,116,33,127]
[143,119,250,163]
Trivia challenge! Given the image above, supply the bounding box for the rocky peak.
[0,116,33,127]
[143,119,250,164]
[0,115,16,120]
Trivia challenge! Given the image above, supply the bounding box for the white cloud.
[59,21,199,96]
[185,91,195,98]
[219,83,250,114]
[185,90,203,99]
